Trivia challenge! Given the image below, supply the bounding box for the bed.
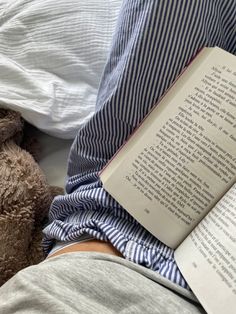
[0,0,122,186]
[0,0,124,287]
[33,128,73,188]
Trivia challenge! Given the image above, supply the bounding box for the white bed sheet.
[0,0,122,139]
[35,129,73,189]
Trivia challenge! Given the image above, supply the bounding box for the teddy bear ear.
[0,108,24,144]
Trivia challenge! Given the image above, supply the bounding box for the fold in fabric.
[0,0,122,138]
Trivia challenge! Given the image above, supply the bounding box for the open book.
[100,47,236,314]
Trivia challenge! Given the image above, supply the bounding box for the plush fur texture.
[0,109,63,286]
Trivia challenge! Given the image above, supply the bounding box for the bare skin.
[48,239,123,259]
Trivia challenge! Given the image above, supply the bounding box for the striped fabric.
[43,0,236,289]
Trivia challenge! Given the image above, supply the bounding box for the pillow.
[0,0,122,138]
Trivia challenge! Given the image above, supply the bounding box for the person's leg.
[67,0,235,179]
[43,0,236,288]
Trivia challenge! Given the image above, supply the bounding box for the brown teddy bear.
[0,108,63,286]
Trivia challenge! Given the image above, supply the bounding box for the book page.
[101,47,236,248]
[175,183,236,314]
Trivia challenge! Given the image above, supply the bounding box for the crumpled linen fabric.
[0,0,122,138]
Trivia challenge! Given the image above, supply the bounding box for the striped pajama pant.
[43,0,236,288]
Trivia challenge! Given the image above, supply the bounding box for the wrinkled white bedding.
[0,0,122,138]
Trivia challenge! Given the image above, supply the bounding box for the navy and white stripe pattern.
[43,0,236,289]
